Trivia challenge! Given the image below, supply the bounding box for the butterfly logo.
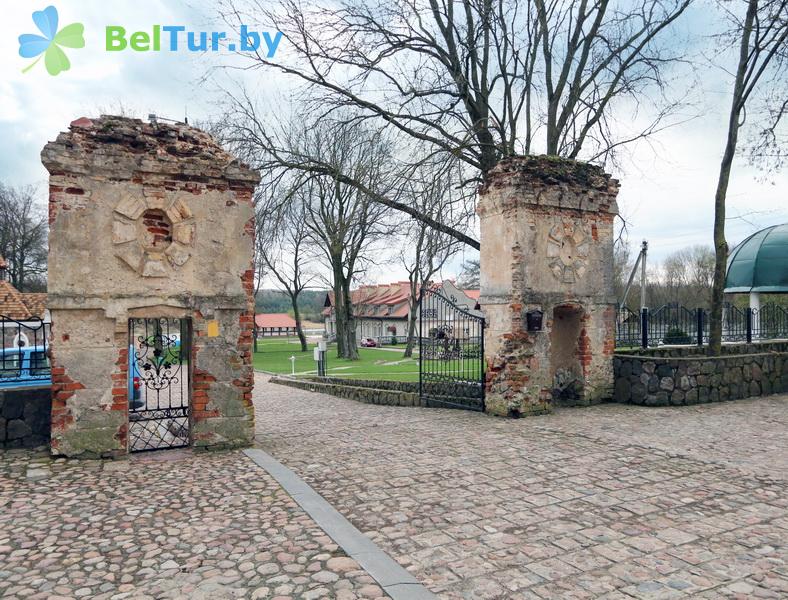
[18,6,85,76]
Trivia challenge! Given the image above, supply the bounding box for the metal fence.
[369,335,414,346]
[616,303,788,348]
[0,316,52,387]
[418,287,485,411]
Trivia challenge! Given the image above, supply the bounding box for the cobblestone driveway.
[255,375,788,599]
[0,449,389,600]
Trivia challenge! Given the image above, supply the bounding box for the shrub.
[663,327,692,345]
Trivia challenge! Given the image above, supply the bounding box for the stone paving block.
[254,374,788,598]
[0,449,391,599]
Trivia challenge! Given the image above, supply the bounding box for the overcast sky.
[2,0,786,288]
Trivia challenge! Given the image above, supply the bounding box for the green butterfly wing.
[53,23,85,49]
[45,44,71,76]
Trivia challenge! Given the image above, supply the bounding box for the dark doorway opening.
[550,305,584,405]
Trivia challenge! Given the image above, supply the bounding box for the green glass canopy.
[725,223,788,293]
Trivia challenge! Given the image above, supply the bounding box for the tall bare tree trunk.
[289,292,307,352]
[403,280,419,358]
[340,276,358,360]
[709,0,758,356]
[332,263,359,360]
[332,270,347,359]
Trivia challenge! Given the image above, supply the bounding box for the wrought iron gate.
[419,288,485,411]
[128,318,190,452]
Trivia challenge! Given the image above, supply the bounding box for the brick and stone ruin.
[478,156,618,416]
[42,115,259,457]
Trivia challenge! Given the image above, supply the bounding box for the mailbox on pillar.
[526,310,544,332]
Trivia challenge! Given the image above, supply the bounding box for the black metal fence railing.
[0,316,52,387]
[418,287,485,411]
[368,335,415,346]
[616,303,788,349]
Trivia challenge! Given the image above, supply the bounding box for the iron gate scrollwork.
[128,318,191,452]
[419,288,485,411]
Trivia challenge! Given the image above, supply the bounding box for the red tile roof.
[22,293,48,319]
[255,313,297,328]
[322,282,480,318]
[0,256,48,319]
[0,280,32,319]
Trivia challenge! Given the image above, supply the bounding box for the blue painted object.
[127,344,144,409]
[0,345,50,389]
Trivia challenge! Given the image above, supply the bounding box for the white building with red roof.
[323,280,480,343]
[254,313,298,337]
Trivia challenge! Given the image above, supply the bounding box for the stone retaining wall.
[0,386,51,449]
[614,342,788,406]
[270,376,423,408]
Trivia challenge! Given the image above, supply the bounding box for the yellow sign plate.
[206,320,220,337]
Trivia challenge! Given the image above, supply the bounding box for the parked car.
[0,346,50,389]
[360,337,378,347]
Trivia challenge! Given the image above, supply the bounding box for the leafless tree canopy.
[256,183,316,352]
[0,184,48,292]
[736,0,788,174]
[457,258,481,289]
[397,157,467,356]
[218,0,693,175]
[708,0,788,354]
[614,244,716,308]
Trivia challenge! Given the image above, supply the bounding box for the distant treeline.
[254,289,328,323]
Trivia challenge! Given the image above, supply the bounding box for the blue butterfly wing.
[32,6,58,40]
[18,34,50,58]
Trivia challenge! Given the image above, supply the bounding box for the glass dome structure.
[725,223,788,293]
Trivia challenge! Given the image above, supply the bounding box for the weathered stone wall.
[478,156,618,416]
[270,376,424,408]
[43,116,259,457]
[613,342,788,405]
[269,376,483,409]
[0,386,51,449]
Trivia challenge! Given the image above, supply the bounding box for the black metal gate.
[128,318,190,452]
[419,287,485,411]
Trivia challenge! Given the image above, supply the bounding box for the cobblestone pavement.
[255,375,788,599]
[0,448,390,600]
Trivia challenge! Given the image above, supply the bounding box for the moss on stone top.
[485,155,614,191]
[42,115,260,185]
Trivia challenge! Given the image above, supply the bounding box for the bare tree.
[298,122,394,360]
[0,184,47,292]
[214,0,693,248]
[216,98,396,360]
[613,242,633,302]
[709,0,788,355]
[256,185,315,352]
[457,259,481,289]
[398,159,467,357]
[217,89,480,248]
[663,245,715,306]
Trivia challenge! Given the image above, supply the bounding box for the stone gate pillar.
[42,116,260,457]
[478,156,619,416]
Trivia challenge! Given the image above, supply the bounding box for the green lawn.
[252,337,421,381]
[253,337,483,382]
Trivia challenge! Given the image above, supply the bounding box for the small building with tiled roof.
[0,257,48,321]
[255,313,298,336]
[323,280,480,343]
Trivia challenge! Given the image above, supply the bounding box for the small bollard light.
[289,355,296,375]
[526,309,543,332]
